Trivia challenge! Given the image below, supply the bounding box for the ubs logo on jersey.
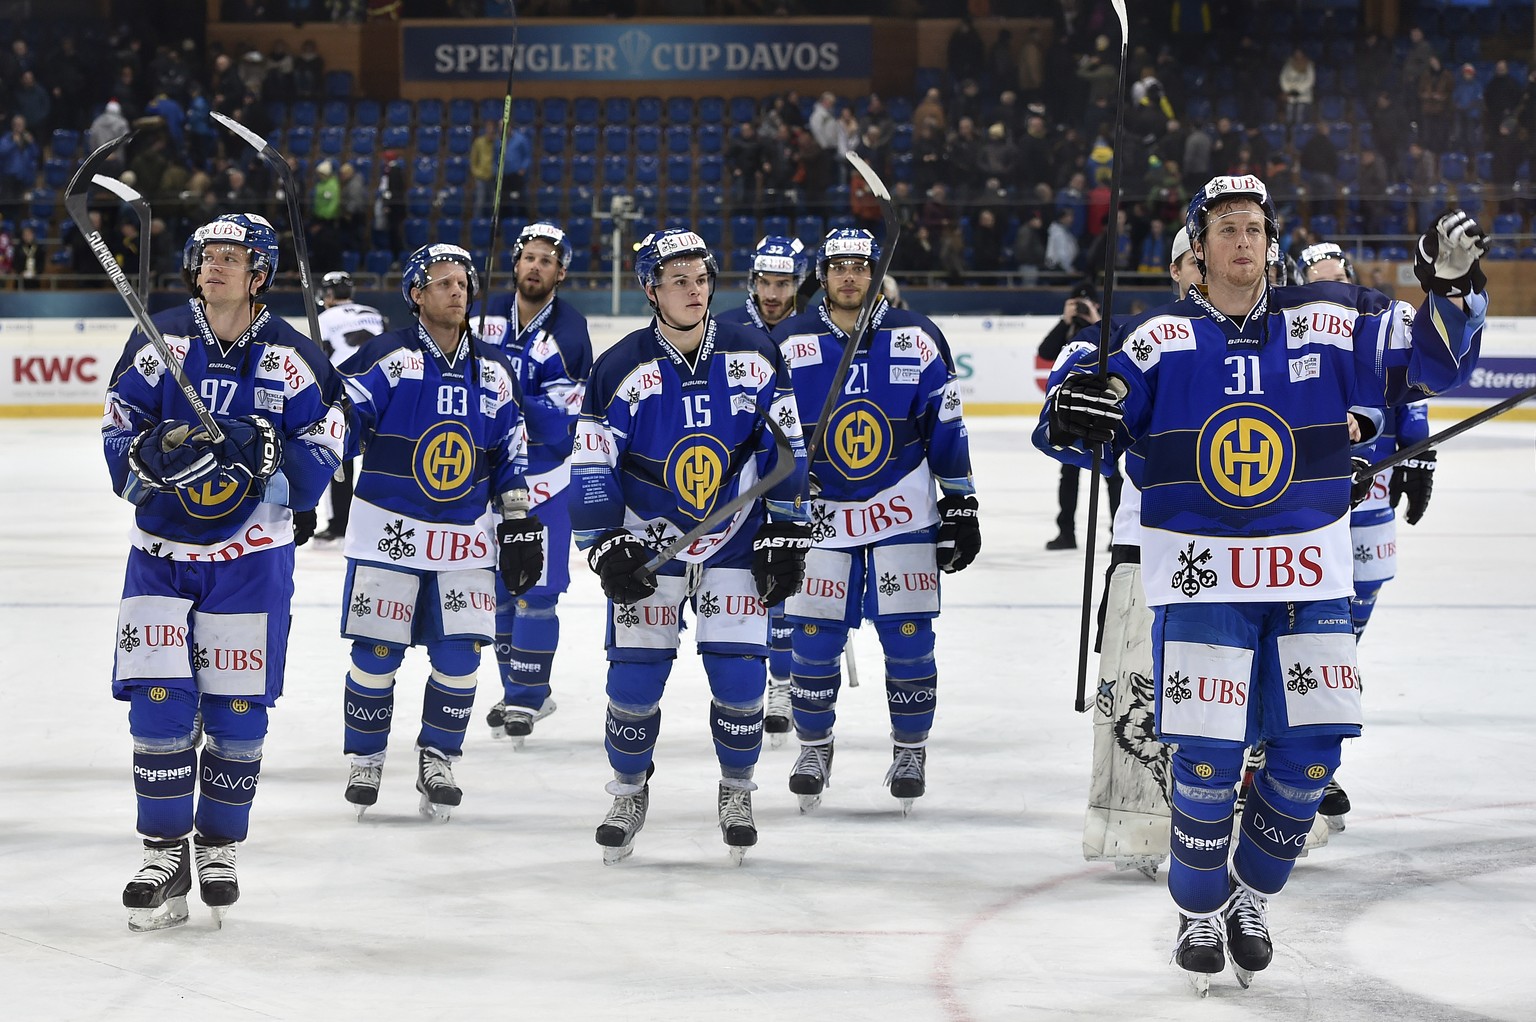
[668,433,730,519]
[1197,403,1295,509]
[828,399,892,480]
[414,420,477,502]
[176,473,250,520]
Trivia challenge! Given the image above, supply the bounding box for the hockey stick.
[91,172,151,301]
[65,139,224,442]
[477,0,521,341]
[1362,386,1536,477]
[638,403,797,579]
[1073,0,1130,714]
[209,111,324,349]
[800,151,899,498]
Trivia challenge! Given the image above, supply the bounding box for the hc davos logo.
[618,30,653,76]
[1197,402,1295,509]
[176,472,251,520]
[667,433,730,520]
[828,398,892,481]
[414,420,477,502]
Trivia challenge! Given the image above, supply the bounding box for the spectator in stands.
[892,222,939,283]
[1355,32,1392,97]
[45,37,88,136]
[1016,23,1047,103]
[13,71,51,136]
[310,159,342,271]
[938,224,967,286]
[1490,112,1525,190]
[725,120,764,216]
[1355,148,1389,232]
[807,91,840,197]
[976,122,1018,189]
[833,106,861,181]
[110,65,144,122]
[1521,67,1536,136]
[66,208,104,280]
[1300,120,1339,196]
[1484,60,1522,128]
[149,42,194,105]
[947,14,985,85]
[0,114,39,207]
[14,222,42,290]
[470,119,499,220]
[1076,39,1119,111]
[1401,26,1437,102]
[1144,155,1184,224]
[292,39,324,102]
[146,92,188,158]
[1181,119,1212,191]
[1451,63,1483,148]
[1369,91,1411,179]
[209,53,245,115]
[945,117,981,198]
[113,216,142,283]
[1279,48,1315,125]
[1016,114,1052,192]
[1417,55,1454,152]
[373,149,407,258]
[988,28,1017,96]
[912,87,946,136]
[1045,207,1080,274]
[760,123,798,220]
[338,161,368,250]
[1014,208,1046,285]
[860,93,892,147]
[262,39,296,104]
[1138,217,1170,273]
[920,181,957,235]
[780,89,806,130]
[970,207,1005,279]
[913,116,946,194]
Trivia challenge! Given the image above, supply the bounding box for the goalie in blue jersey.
[1037,176,1488,990]
[570,228,810,865]
[102,213,347,930]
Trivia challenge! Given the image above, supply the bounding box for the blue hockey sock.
[194,747,262,842]
[1350,580,1384,639]
[133,743,196,840]
[875,618,936,743]
[343,673,395,756]
[419,673,476,756]
[790,622,846,741]
[710,700,764,778]
[1235,736,1341,895]
[605,703,661,782]
[501,599,559,708]
[1167,748,1243,914]
[768,608,793,682]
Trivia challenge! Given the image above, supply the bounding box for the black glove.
[1048,373,1128,445]
[1349,456,1375,509]
[497,515,546,597]
[587,528,658,605]
[1413,209,1490,298]
[936,494,981,573]
[1389,451,1436,525]
[128,419,220,490]
[293,509,317,546]
[216,415,284,482]
[751,520,813,607]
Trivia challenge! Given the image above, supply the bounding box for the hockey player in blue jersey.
[335,243,544,822]
[715,234,810,744]
[774,228,982,815]
[571,227,810,864]
[470,222,594,745]
[1037,175,1487,992]
[102,212,346,931]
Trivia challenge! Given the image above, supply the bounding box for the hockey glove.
[216,415,284,482]
[1413,209,1490,298]
[1048,373,1128,446]
[751,520,813,608]
[936,494,981,574]
[293,509,317,547]
[1390,450,1436,525]
[497,515,546,597]
[587,529,659,606]
[128,420,220,490]
[1349,456,1375,509]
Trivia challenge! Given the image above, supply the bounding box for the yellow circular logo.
[1197,403,1295,509]
[230,699,250,714]
[148,686,168,703]
[900,621,917,636]
[175,474,250,520]
[413,420,477,501]
[828,399,892,480]
[666,434,729,519]
[374,644,390,658]
[1306,764,1327,780]
[1194,762,1214,779]
[804,624,818,635]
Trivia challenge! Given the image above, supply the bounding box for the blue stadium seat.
[541,125,567,155]
[470,217,493,248]
[351,156,373,182]
[729,95,756,124]
[412,156,439,187]
[287,126,314,157]
[664,215,690,232]
[28,187,55,221]
[604,97,632,125]
[761,215,790,239]
[1458,182,1485,218]
[1328,121,1352,149]
[663,185,691,215]
[340,249,360,274]
[828,215,856,232]
[354,99,380,127]
[323,100,349,127]
[573,96,600,125]
[404,217,431,249]
[1309,214,1337,238]
[636,96,663,125]
[448,125,474,155]
[568,248,591,274]
[697,96,725,124]
[291,101,318,127]
[666,97,693,124]
[572,124,599,154]
[443,156,468,186]
[385,100,412,127]
[698,125,724,155]
[698,185,723,212]
[542,97,569,125]
[380,124,411,151]
[698,155,723,186]
[417,99,444,127]
[635,155,661,186]
[1378,213,1407,236]
[1336,152,1358,184]
[365,248,393,276]
[42,158,71,188]
[449,98,476,127]
[795,215,825,248]
[891,153,914,183]
[1377,244,1411,261]
[603,124,631,154]
[1317,95,1344,122]
[437,216,463,243]
[265,101,288,128]
[566,216,593,248]
[632,185,659,215]
[324,69,354,100]
[891,125,914,153]
[417,125,442,156]
[603,155,630,186]
[319,126,346,156]
[1485,242,1518,260]
[49,129,80,159]
[729,246,754,271]
[1261,123,1287,150]
[1492,212,1523,236]
[510,96,538,126]
[1440,152,1468,183]
[665,126,692,155]
[570,154,596,186]
[439,186,465,217]
[407,185,433,216]
[666,154,691,185]
[697,215,723,247]
[888,96,913,122]
[540,155,566,186]
[568,187,595,217]
[634,125,661,155]
[351,126,378,155]
[535,186,562,219]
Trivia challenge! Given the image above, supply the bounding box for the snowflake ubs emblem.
[119,625,141,653]
[1354,543,1373,564]
[697,592,721,617]
[137,354,160,376]
[378,519,417,561]
[1289,315,1309,340]
[1171,540,1218,598]
[444,590,468,613]
[1163,670,1193,705]
[877,571,901,596]
[728,359,746,381]
[351,593,372,617]
[810,503,836,543]
[261,350,281,372]
[193,645,210,671]
[1286,662,1318,695]
[615,604,640,628]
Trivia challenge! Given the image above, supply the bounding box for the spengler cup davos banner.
[402,22,872,82]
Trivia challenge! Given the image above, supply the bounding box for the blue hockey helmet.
[1184,175,1278,260]
[182,213,281,296]
[816,227,880,284]
[512,221,572,269]
[1266,240,1300,286]
[401,242,479,312]
[633,227,717,291]
[1297,241,1357,283]
[749,235,808,285]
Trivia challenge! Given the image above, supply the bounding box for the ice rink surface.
[2,414,1533,1021]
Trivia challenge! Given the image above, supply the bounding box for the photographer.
[1037,282,1120,550]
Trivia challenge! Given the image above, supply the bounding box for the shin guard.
[1235,735,1342,895]
[790,622,847,741]
[874,618,937,743]
[419,673,477,756]
[1167,747,1244,914]
[500,595,560,708]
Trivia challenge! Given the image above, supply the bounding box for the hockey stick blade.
[210,111,324,349]
[90,172,152,303]
[802,152,901,491]
[1365,384,1536,477]
[639,402,797,578]
[65,142,224,442]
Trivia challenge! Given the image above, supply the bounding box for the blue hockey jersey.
[774,301,975,548]
[102,300,345,558]
[338,324,528,571]
[1036,282,1484,605]
[571,316,808,562]
[715,297,777,337]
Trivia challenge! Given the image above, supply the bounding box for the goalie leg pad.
[1235,733,1342,895]
[1168,743,1244,915]
[789,622,848,742]
[873,617,936,744]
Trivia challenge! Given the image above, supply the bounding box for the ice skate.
[763,682,792,749]
[1319,778,1350,832]
[718,779,758,866]
[193,835,239,927]
[885,743,927,815]
[1225,878,1272,988]
[595,768,652,865]
[123,838,192,932]
[487,696,557,748]
[415,747,462,822]
[788,739,833,812]
[1172,911,1226,997]
[344,752,385,820]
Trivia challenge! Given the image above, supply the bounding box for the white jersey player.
[314,270,387,542]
